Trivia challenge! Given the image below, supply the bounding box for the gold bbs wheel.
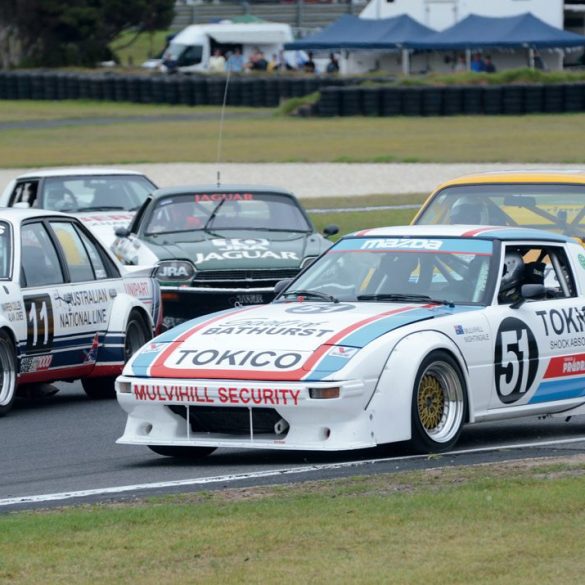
[412,351,466,452]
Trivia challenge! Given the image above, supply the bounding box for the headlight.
[154,260,196,284]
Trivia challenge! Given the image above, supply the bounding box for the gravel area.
[0,162,582,198]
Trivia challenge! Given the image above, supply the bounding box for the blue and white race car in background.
[117,225,585,457]
[0,209,162,416]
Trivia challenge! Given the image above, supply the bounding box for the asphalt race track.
[2,381,585,512]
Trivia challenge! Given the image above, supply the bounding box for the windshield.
[280,237,494,305]
[41,175,155,213]
[144,192,311,236]
[416,184,585,238]
[0,222,11,279]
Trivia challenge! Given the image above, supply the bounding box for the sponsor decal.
[579,254,585,270]
[169,348,303,370]
[194,192,254,203]
[361,238,443,251]
[20,354,53,373]
[453,324,489,343]
[202,318,334,338]
[83,333,100,363]
[544,353,585,378]
[1,300,24,322]
[125,281,150,298]
[79,214,133,225]
[56,288,109,329]
[195,238,299,265]
[494,317,539,404]
[142,342,167,353]
[60,309,107,328]
[534,306,585,350]
[328,346,358,359]
[132,383,300,406]
[285,304,355,314]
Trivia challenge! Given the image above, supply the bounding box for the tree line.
[0,0,174,68]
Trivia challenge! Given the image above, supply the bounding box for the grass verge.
[2,457,585,584]
[3,101,585,166]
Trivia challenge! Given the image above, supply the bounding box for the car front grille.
[169,405,287,436]
[192,269,298,289]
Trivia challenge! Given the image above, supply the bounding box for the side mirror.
[511,284,546,309]
[521,283,546,299]
[114,226,130,238]
[323,224,339,238]
[274,278,293,297]
[13,201,31,209]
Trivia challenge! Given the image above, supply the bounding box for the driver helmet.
[449,196,489,225]
[498,252,525,302]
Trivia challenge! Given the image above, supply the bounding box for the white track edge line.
[2,435,585,508]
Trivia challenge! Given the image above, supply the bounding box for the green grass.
[4,100,585,166]
[2,459,585,584]
[309,207,418,236]
[110,29,172,67]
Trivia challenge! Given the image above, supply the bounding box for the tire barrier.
[2,72,585,117]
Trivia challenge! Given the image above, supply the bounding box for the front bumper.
[116,375,379,451]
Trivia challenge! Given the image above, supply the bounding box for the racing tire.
[82,310,151,400]
[148,445,216,459]
[410,350,467,454]
[0,331,17,417]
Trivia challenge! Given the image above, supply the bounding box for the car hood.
[77,211,135,247]
[145,231,313,270]
[126,301,477,381]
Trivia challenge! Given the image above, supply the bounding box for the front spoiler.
[116,375,381,452]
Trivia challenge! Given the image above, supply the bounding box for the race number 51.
[24,294,54,353]
[494,317,538,404]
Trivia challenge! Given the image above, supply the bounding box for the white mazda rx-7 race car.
[117,225,585,457]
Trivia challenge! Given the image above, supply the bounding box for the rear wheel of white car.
[83,311,151,400]
[148,445,217,459]
[0,331,17,417]
[410,350,467,453]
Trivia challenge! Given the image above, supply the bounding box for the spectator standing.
[304,51,316,73]
[326,53,339,74]
[226,48,244,72]
[454,54,466,72]
[470,53,485,72]
[267,53,281,72]
[484,55,496,73]
[247,49,268,71]
[208,49,225,73]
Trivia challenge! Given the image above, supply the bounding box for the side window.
[50,222,95,283]
[74,226,109,280]
[10,181,38,208]
[21,223,64,287]
[497,245,576,304]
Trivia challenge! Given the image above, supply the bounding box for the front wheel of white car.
[0,331,17,417]
[410,350,467,453]
[83,311,151,400]
[148,446,217,459]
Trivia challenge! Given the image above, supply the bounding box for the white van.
[148,23,295,73]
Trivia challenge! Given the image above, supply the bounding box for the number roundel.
[494,317,539,404]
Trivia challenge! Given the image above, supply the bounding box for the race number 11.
[24,294,54,353]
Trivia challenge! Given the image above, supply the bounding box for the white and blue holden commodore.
[117,225,585,457]
[0,209,162,416]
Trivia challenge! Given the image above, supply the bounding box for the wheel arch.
[0,324,20,367]
[109,294,155,336]
[368,329,471,446]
